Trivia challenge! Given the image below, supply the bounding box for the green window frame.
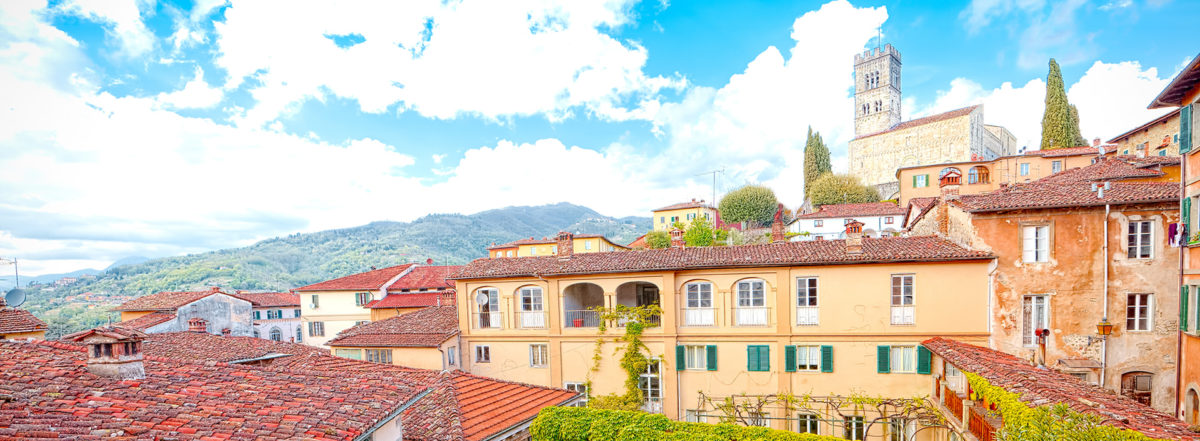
[877,345,891,373]
[785,345,796,372]
[747,345,770,372]
[1183,286,1190,332]
[917,346,932,375]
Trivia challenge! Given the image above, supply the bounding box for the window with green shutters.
[916,346,932,374]
[820,345,833,373]
[877,345,891,373]
[1181,104,1191,154]
[785,345,796,372]
[706,345,718,371]
[675,345,686,371]
[1184,197,1192,240]
[1183,286,1190,332]
[747,345,769,372]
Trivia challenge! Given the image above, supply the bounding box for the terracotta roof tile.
[234,291,300,307]
[116,311,176,330]
[652,200,713,211]
[957,181,1178,213]
[854,105,978,140]
[389,265,461,290]
[454,236,993,280]
[0,307,47,335]
[487,235,608,250]
[923,338,1198,441]
[366,291,454,309]
[797,201,907,219]
[1040,156,1175,184]
[328,306,459,348]
[113,287,229,311]
[295,264,415,291]
[140,331,331,363]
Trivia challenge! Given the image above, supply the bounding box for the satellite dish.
[475,293,490,305]
[4,288,26,307]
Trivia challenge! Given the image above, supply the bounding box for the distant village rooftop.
[652,199,714,211]
[795,201,907,219]
[328,305,459,348]
[295,263,416,291]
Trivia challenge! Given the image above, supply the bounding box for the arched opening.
[1120,371,1153,405]
[563,283,604,328]
[733,278,769,326]
[681,280,715,326]
[473,287,501,329]
[1186,388,1199,425]
[517,285,546,328]
[269,327,282,342]
[968,166,990,184]
[295,325,303,343]
[615,282,661,327]
[939,167,962,179]
[863,228,878,238]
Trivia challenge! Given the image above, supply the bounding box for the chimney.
[556,231,574,260]
[187,317,209,333]
[771,203,786,243]
[221,328,231,336]
[845,220,864,255]
[426,258,433,265]
[1093,138,1100,147]
[71,327,147,380]
[669,228,685,248]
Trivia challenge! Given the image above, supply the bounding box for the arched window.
[269,327,282,341]
[1186,389,1199,425]
[1120,372,1153,405]
[475,288,500,328]
[939,167,962,179]
[683,282,714,326]
[295,326,303,342]
[519,286,545,328]
[968,166,990,184]
[734,279,767,326]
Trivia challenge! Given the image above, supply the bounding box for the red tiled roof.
[404,371,580,441]
[365,291,453,309]
[141,331,331,363]
[113,287,229,311]
[234,291,300,307]
[295,264,415,291]
[797,201,907,219]
[453,237,993,280]
[627,233,648,249]
[0,339,422,440]
[904,197,940,229]
[328,306,459,348]
[0,308,47,335]
[652,200,713,211]
[854,105,978,140]
[487,235,608,250]
[1040,156,1175,184]
[116,311,176,331]
[923,338,1199,440]
[389,265,461,290]
[957,181,1178,213]
[1024,145,1117,158]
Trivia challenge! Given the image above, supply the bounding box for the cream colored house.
[451,230,994,438]
[651,199,718,231]
[327,305,460,370]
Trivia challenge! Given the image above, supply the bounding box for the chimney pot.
[187,317,209,333]
[426,258,433,265]
[556,232,574,260]
[221,328,231,336]
[669,228,685,248]
[72,327,146,380]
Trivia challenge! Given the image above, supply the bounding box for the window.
[506,251,513,257]
[890,346,916,373]
[659,216,665,224]
[1022,295,1049,346]
[475,345,491,363]
[747,412,768,427]
[1160,149,1167,156]
[1127,294,1153,331]
[308,321,325,337]
[355,292,371,306]
[685,410,706,423]
[736,280,767,326]
[476,288,500,328]
[366,349,392,364]
[295,326,302,342]
[565,382,589,407]
[684,282,714,326]
[747,345,770,372]
[584,241,592,250]
[530,247,537,255]
[311,294,319,308]
[253,329,260,338]
[914,174,929,188]
[1019,163,1030,176]
[814,220,823,227]
[687,213,695,221]
[447,346,457,366]
[268,309,282,319]
[253,311,261,320]
[843,416,865,440]
[639,359,662,413]
[1121,372,1153,405]
[520,287,545,328]
[530,344,549,367]
[335,349,362,360]
[796,413,819,434]
[795,345,822,371]
[1069,372,1090,383]
[495,252,501,258]
[269,327,282,341]
[294,309,301,317]
[796,277,819,325]
[968,166,990,184]
[890,275,915,325]
[1022,225,1050,263]
[884,216,894,224]
[1127,221,1153,259]
[1052,160,1062,173]
[888,419,910,441]
[684,345,708,370]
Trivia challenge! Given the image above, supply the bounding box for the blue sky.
[0,0,1195,275]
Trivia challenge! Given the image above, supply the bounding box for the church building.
[847,44,1017,199]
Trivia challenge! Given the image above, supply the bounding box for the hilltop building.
[848,44,1017,199]
[487,233,628,258]
[0,297,47,340]
[787,201,907,240]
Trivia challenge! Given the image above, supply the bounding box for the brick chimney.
[771,203,786,243]
[1092,138,1101,147]
[556,231,574,260]
[70,327,147,380]
[669,228,685,248]
[937,170,962,236]
[845,220,864,255]
[187,317,209,333]
[221,328,231,336]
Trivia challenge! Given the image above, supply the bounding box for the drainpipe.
[1101,202,1110,388]
[1177,154,1187,418]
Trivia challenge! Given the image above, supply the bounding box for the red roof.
[957,181,1178,213]
[1024,145,1117,157]
[0,307,47,335]
[295,264,415,291]
[113,287,231,311]
[389,265,461,291]
[328,306,459,348]
[923,338,1198,440]
[855,105,978,140]
[797,201,906,219]
[365,291,453,309]
[652,200,713,211]
[234,291,300,307]
[0,339,422,440]
[141,331,332,363]
[1040,156,1176,183]
[453,236,993,280]
[115,311,176,331]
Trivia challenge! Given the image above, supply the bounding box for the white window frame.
[564,382,589,407]
[1019,163,1030,176]
[584,241,592,250]
[519,287,545,328]
[684,345,707,370]
[476,288,501,329]
[639,359,662,413]
[1022,225,1050,263]
[735,279,767,326]
[890,346,916,373]
[843,416,866,440]
[475,345,491,363]
[529,343,549,367]
[684,282,714,326]
[814,219,823,227]
[796,413,819,434]
[1052,160,1062,173]
[796,277,818,326]
[447,346,457,366]
[685,410,707,423]
[1126,293,1153,332]
[308,321,324,337]
[1022,295,1050,346]
[795,345,821,372]
[1127,221,1154,259]
[890,275,915,325]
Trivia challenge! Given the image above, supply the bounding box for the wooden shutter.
[917,346,932,374]
[676,345,685,371]
[912,175,917,188]
[1184,197,1192,237]
[746,346,756,371]
[877,345,891,373]
[1022,226,1036,262]
[1181,104,1192,154]
[820,345,833,373]
[1182,286,1190,332]
[706,345,718,371]
[758,346,770,372]
[923,174,930,187]
[785,346,797,372]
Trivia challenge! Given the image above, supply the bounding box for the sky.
[0,0,1195,276]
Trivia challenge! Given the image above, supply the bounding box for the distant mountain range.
[24,203,650,337]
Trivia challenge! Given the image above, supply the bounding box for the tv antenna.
[698,168,725,208]
[0,257,25,307]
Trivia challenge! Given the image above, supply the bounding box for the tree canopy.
[718,185,779,227]
[803,127,831,201]
[808,173,880,207]
[682,216,715,247]
[1040,59,1086,149]
[644,231,671,249]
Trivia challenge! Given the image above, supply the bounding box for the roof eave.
[1149,52,1200,109]
[966,197,1179,213]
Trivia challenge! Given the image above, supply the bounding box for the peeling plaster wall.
[158,294,255,337]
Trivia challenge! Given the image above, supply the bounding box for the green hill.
[26,202,649,338]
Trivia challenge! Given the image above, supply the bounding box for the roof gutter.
[480,394,584,441]
[354,387,432,441]
[965,197,1179,214]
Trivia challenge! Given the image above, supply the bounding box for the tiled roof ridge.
[796,201,907,219]
[0,307,48,333]
[295,263,417,291]
[488,234,608,250]
[449,369,580,396]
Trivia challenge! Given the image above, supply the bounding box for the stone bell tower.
[853,43,902,137]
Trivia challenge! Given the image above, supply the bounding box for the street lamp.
[1096,318,1114,337]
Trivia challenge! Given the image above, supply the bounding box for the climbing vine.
[695,390,950,438]
[964,373,1156,441]
[585,304,662,411]
[530,406,841,441]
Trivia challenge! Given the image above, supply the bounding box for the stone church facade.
[848,44,1017,198]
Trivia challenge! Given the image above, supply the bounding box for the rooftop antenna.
[1,258,25,307]
[876,27,882,49]
[698,168,725,208]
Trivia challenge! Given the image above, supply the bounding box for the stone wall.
[1112,113,1181,157]
[849,111,976,188]
[160,294,254,337]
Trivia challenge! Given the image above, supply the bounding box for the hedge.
[530,407,842,441]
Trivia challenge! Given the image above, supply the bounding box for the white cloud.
[213,0,684,127]
[154,66,224,109]
[431,154,446,164]
[54,0,155,57]
[168,0,226,50]
[959,0,1093,70]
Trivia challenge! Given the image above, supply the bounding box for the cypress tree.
[1040,59,1074,149]
[803,127,832,200]
[1068,104,1087,147]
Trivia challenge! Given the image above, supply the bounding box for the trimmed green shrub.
[531,407,840,441]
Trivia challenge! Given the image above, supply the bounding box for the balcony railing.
[796,306,819,325]
[517,311,546,329]
[564,310,601,328]
[968,406,999,441]
[617,315,662,328]
[682,307,715,326]
[891,306,915,325]
[734,306,770,326]
[943,386,964,420]
[473,312,503,329]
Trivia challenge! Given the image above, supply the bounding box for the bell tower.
[853,43,902,137]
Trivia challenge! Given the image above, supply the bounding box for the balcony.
[617,315,661,328]
[968,405,999,441]
[891,306,914,325]
[564,283,604,328]
[734,306,770,326]
[943,385,964,420]
[517,311,546,329]
[795,306,818,326]
[565,310,601,328]
[682,307,715,326]
[473,312,502,329]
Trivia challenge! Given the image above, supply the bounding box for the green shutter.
[911,175,917,188]
[1181,104,1192,154]
[785,346,797,373]
[676,345,686,371]
[1183,286,1190,332]
[917,346,932,375]
[746,346,755,371]
[746,345,769,372]
[877,345,891,373]
[820,345,833,373]
[1185,197,1192,236]
[760,346,770,372]
[706,345,718,371]
[923,174,930,187]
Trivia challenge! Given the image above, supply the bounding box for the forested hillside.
[26,203,648,337]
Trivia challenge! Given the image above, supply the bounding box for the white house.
[237,291,303,343]
[787,201,907,241]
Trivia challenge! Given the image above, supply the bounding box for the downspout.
[1177,152,1187,418]
[1101,202,1110,388]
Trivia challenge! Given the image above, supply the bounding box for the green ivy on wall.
[530,407,843,441]
[585,304,662,411]
[964,373,1157,441]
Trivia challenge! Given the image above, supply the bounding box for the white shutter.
[1022,226,1037,262]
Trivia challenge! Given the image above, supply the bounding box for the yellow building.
[451,228,994,438]
[327,305,460,370]
[1108,107,1183,157]
[651,199,717,231]
[487,233,629,258]
[0,300,47,340]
